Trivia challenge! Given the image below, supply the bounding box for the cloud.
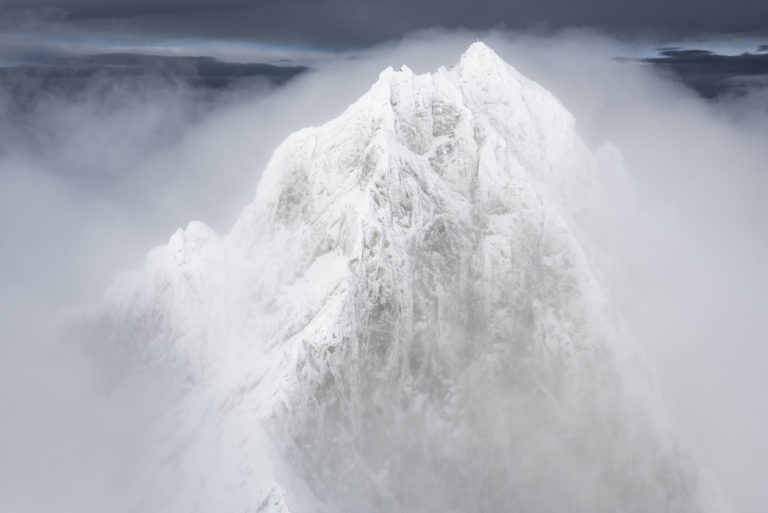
[1,28,766,513]
[2,0,768,49]
[644,48,768,97]
[471,30,768,513]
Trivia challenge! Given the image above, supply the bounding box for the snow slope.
[78,42,726,513]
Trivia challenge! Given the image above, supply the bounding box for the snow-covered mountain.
[78,42,725,512]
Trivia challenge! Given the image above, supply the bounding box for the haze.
[1,28,766,513]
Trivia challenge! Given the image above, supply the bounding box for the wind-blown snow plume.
[73,43,728,512]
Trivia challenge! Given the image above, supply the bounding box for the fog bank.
[1,29,766,513]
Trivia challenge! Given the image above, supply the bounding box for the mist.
[1,29,766,513]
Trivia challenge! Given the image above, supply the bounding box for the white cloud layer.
[1,28,766,513]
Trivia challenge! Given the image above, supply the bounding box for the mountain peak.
[457,41,511,72]
[460,40,500,62]
[373,42,510,96]
[80,43,725,513]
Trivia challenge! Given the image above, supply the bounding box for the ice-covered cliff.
[78,42,725,513]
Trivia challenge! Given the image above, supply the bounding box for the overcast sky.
[2,0,768,52]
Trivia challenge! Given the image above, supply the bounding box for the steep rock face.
[79,43,723,513]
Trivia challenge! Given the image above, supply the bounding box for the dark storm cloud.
[0,53,306,92]
[644,48,768,97]
[2,0,768,47]
[0,53,307,128]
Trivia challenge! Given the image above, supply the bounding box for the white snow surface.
[78,43,726,513]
